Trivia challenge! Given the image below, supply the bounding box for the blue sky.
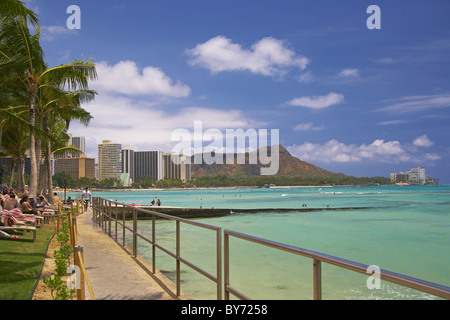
[27,0,450,183]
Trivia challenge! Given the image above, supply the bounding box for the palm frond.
[52,145,84,157]
[1,107,56,142]
[41,58,98,91]
[0,0,39,26]
[0,19,45,79]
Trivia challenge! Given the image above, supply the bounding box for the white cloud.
[70,94,262,158]
[287,136,440,165]
[377,94,450,113]
[286,92,344,109]
[375,57,396,64]
[293,123,324,131]
[296,71,314,83]
[186,36,309,76]
[376,119,408,126]
[92,61,191,97]
[337,68,359,77]
[425,153,441,161]
[41,25,74,41]
[413,135,434,148]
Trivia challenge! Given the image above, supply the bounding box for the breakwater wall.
[98,205,372,220]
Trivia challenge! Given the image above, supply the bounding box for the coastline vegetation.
[50,171,392,190]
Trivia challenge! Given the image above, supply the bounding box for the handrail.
[224,229,450,300]
[91,197,449,300]
[75,247,96,300]
[92,197,222,300]
[64,203,96,300]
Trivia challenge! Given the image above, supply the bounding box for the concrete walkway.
[75,208,189,300]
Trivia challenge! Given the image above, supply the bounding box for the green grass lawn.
[0,223,56,300]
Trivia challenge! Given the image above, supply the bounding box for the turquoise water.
[69,185,450,300]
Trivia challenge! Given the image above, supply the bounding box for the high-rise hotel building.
[98,140,122,181]
[121,146,135,186]
[53,134,87,177]
[133,151,163,181]
[55,156,95,180]
[97,140,192,184]
[54,134,86,158]
[163,153,191,181]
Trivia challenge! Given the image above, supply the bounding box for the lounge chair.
[0,225,37,242]
[1,208,37,226]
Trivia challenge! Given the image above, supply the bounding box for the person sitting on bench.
[20,196,40,222]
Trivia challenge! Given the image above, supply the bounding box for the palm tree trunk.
[36,114,43,193]
[17,152,25,190]
[44,116,55,204]
[9,163,15,189]
[0,114,4,146]
[29,90,38,197]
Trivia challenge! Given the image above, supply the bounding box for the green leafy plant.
[43,218,75,300]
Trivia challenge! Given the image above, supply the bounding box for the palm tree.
[1,18,97,197]
[0,0,38,144]
[1,3,97,198]
[38,88,96,202]
[0,0,39,25]
[1,108,30,190]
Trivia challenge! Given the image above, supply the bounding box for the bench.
[0,226,37,242]
[1,214,43,226]
[22,214,44,225]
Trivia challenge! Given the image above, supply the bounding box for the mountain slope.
[190,145,341,177]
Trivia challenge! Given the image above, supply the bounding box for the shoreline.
[54,183,426,193]
[55,185,334,193]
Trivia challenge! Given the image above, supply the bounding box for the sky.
[24,0,450,183]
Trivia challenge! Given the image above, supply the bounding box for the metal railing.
[92,197,449,300]
[224,229,450,300]
[92,197,222,299]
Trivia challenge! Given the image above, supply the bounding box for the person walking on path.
[82,187,91,213]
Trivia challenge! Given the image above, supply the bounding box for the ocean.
[68,185,450,300]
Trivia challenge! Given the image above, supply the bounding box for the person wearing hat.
[28,196,37,209]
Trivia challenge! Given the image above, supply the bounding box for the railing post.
[95,198,99,221]
[99,199,103,228]
[176,220,181,296]
[133,207,137,257]
[68,210,74,248]
[75,246,86,300]
[224,232,229,300]
[122,206,126,247]
[313,258,322,300]
[72,217,78,247]
[101,200,104,230]
[57,202,61,233]
[216,228,222,300]
[115,202,118,242]
[105,200,109,233]
[152,214,156,274]
[108,201,112,236]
